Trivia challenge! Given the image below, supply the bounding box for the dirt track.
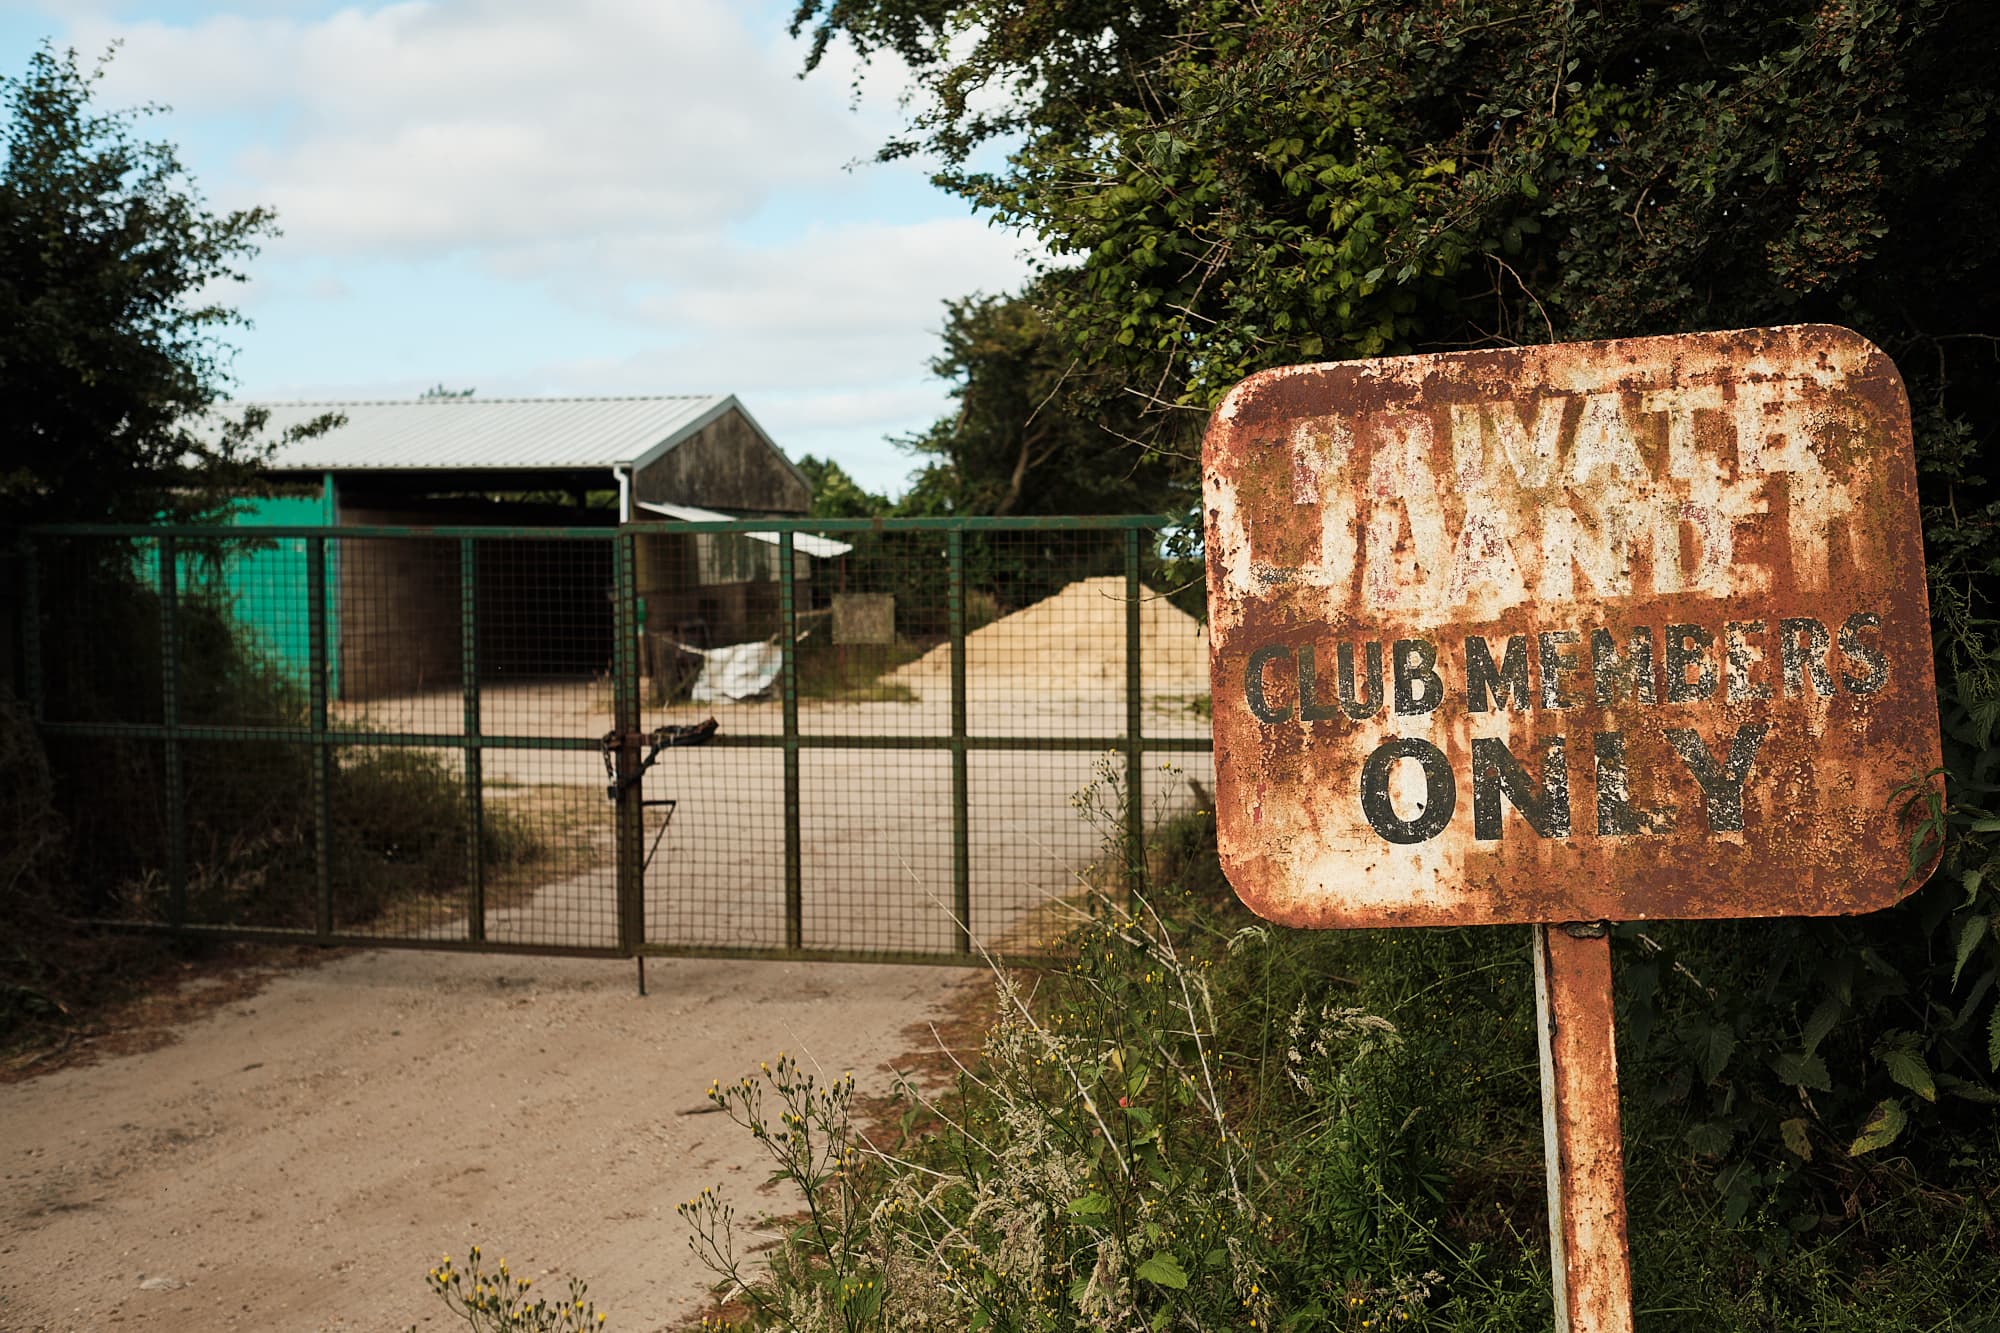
[0,618,1206,1328]
[0,950,978,1332]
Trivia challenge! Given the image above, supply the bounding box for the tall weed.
[682,823,1551,1330]
[685,804,1996,1331]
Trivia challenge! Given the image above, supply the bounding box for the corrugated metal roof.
[635,500,854,558]
[237,395,736,471]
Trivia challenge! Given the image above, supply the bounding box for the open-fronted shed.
[224,395,830,700]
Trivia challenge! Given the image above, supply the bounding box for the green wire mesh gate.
[15,517,1213,964]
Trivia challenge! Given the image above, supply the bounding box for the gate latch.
[599,717,720,800]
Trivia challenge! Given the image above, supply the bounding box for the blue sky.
[1,0,1037,495]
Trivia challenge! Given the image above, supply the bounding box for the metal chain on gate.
[598,733,619,792]
[600,717,720,874]
[599,717,719,800]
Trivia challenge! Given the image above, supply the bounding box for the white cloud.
[638,216,1031,349]
[42,0,1040,492]
[80,0,919,258]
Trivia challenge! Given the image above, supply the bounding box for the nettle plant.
[1613,561,2000,1228]
[682,915,1281,1332]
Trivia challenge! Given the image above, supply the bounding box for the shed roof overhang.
[235,395,736,471]
[634,501,853,558]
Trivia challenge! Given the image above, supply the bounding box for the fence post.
[780,531,803,952]
[949,527,971,952]
[308,537,334,941]
[460,538,485,943]
[158,536,187,927]
[612,530,644,955]
[1124,527,1145,892]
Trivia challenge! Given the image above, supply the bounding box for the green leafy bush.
[790,0,2000,1196]
[8,543,543,1039]
[682,850,1553,1331]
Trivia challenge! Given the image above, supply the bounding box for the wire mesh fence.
[17,516,1214,964]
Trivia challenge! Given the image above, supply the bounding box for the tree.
[795,0,2000,1221]
[798,1,1998,468]
[897,277,1182,516]
[2,42,344,931]
[1,43,319,527]
[794,453,890,519]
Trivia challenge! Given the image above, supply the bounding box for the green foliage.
[4,616,532,1050]
[406,1246,606,1333]
[685,817,1557,1330]
[0,685,73,1038]
[14,542,541,1005]
[690,812,1999,1329]
[894,279,1184,518]
[1607,453,1999,1209]
[1629,1192,2000,1332]
[795,455,891,520]
[681,1058,879,1330]
[0,43,333,526]
[800,1,1997,413]
[0,44,459,1034]
[797,0,2000,1204]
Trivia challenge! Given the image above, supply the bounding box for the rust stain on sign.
[1203,325,1942,927]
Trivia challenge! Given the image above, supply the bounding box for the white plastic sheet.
[688,640,783,702]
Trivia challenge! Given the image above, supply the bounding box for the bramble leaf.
[1937,1073,2000,1104]
[1954,914,1989,989]
[1693,1024,1736,1082]
[1874,1032,1936,1102]
[1801,997,1843,1055]
[1135,1252,1188,1289]
[1847,1099,1907,1156]
[1779,1117,1813,1160]
[1772,1051,1831,1091]
[1685,1121,1733,1157]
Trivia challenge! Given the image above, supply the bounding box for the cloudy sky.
[1,0,1038,494]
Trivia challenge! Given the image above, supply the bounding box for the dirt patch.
[0,948,984,1332]
[2,942,334,1083]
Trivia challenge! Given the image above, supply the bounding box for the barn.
[225,395,840,700]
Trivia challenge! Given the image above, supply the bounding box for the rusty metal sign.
[1203,325,1942,929]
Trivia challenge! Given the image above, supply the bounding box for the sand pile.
[891,575,1209,697]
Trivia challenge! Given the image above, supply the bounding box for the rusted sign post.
[1202,326,1942,1330]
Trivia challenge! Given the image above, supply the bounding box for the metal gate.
[16,517,1213,964]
